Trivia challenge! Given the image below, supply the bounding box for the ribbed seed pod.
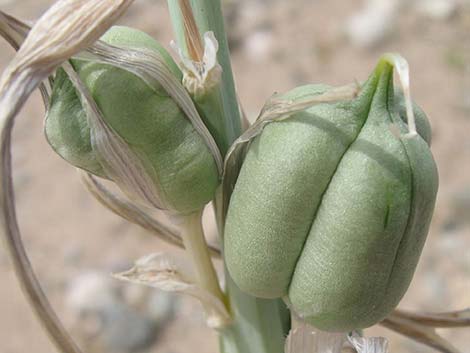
[45,26,219,214]
[224,59,438,332]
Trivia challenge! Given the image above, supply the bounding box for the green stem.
[220,275,291,353]
[167,0,241,154]
[179,211,226,315]
[167,1,290,353]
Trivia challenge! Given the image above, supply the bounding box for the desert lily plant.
[0,1,469,353]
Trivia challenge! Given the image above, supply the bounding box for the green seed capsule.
[45,26,219,214]
[224,59,438,332]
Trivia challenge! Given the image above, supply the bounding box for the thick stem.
[220,274,290,353]
[167,2,290,353]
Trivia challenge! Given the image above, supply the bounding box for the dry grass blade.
[0,11,50,106]
[381,313,461,353]
[0,10,30,50]
[80,171,222,258]
[392,308,470,328]
[0,1,134,353]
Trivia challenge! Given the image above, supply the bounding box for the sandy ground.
[0,0,469,352]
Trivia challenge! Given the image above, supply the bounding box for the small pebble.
[414,0,458,20]
[244,30,275,62]
[344,0,400,48]
[66,271,177,353]
[449,186,470,226]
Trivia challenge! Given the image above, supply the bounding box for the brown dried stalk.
[0,10,29,50]
[392,308,470,328]
[178,0,204,62]
[381,311,464,353]
[0,1,133,353]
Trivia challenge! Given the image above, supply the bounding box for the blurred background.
[0,0,469,352]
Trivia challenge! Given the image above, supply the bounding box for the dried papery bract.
[284,324,346,353]
[380,53,417,138]
[174,31,223,97]
[0,1,133,352]
[114,252,230,328]
[347,332,389,353]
